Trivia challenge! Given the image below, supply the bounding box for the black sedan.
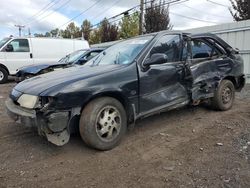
[15,48,105,81]
[6,31,245,150]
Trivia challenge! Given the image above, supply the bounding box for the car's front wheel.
[79,97,127,150]
[0,67,8,84]
[210,79,235,111]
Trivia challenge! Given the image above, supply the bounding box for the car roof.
[77,48,106,52]
[88,47,106,51]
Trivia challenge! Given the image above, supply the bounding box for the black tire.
[210,80,235,111]
[0,67,8,84]
[79,97,127,150]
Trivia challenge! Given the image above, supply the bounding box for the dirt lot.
[0,82,250,188]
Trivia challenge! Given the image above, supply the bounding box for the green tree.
[61,22,81,38]
[50,28,59,37]
[81,19,91,41]
[45,32,51,37]
[89,29,101,44]
[109,24,119,41]
[144,0,172,33]
[119,12,139,39]
[100,18,110,42]
[99,18,119,42]
[34,29,60,38]
[34,33,45,37]
[229,0,250,21]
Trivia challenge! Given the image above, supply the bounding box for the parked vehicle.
[0,37,89,83]
[6,31,245,150]
[15,48,105,81]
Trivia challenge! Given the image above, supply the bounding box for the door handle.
[30,53,33,59]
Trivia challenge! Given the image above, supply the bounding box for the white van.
[0,37,89,83]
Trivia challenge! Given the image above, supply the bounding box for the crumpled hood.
[14,64,122,96]
[17,62,62,75]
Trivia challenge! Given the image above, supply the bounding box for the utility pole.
[28,28,31,36]
[139,0,144,35]
[15,25,25,37]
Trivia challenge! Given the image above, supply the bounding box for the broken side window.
[191,39,218,59]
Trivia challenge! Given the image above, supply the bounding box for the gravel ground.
[0,82,250,188]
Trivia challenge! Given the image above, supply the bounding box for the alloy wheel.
[95,106,122,142]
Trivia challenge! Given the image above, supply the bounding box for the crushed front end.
[5,88,73,146]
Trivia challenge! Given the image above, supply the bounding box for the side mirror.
[143,53,168,66]
[5,44,14,52]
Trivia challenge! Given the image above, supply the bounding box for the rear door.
[138,34,189,115]
[188,37,229,100]
[3,38,33,74]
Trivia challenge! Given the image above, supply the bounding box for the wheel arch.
[81,91,135,125]
[0,64,9,74]
[222,75,244,91]
[223,76,236,86]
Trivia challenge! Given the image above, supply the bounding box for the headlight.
[17,94,39,109]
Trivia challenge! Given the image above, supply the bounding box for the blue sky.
[0,0,233,38]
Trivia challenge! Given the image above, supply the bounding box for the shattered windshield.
[86,35,154,66]
[58,50,86,64]
[0,38,11,49]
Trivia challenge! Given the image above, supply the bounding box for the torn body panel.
[6,98,74,146]
[187,34,245,102]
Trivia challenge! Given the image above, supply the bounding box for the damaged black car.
[6,31,245,150]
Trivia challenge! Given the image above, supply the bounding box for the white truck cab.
[0,37,89,83]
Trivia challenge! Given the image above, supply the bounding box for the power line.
[32,0,63,20]
[181,4,231,19]
[90,0,123,21]
[57,0,102,29]
[27,0,57,19]
[143,0,187,12]
[91,8,138,28]
[26,0,61,20]
[109,5,140,19]
[143,0,220,24]
[169,11,219,24]
[27,0,72,25]
[90,0,161,28]
[206,0,230,7]
[169,0,189,6]
[91,11,135,29]
[91,0,184,29]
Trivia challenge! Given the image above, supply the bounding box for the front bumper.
[5,98,37,126]
[5,99,70,146]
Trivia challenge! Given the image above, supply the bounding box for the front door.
[139,34,189,114]
[3,39,33,75]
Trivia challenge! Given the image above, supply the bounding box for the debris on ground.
[216,143,224,146]
[0,83,250,187]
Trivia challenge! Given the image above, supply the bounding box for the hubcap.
[222,86,232,104]
[95,106,121,142]
[0,71,4,81]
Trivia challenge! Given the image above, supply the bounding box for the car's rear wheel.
[79,97,127,150]
[210,80,235,111]
[0,67,8,84]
